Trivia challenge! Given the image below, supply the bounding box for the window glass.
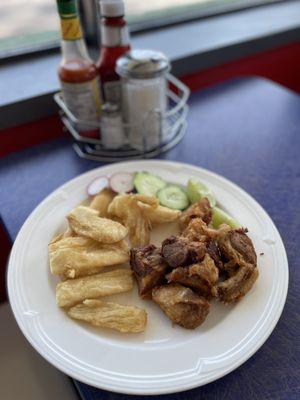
[0,0,59,55]
[0,0,276,56]
[127,0,231,23]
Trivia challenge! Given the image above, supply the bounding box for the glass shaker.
[116,49,170,151]
[101,103,124,149]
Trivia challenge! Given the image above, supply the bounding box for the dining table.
[0,76,299,400]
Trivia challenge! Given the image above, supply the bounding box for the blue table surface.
[0,77,299,400]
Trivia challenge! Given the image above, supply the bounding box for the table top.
[1,77,299,400]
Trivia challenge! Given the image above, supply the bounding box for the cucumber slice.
[157,185,190,210]
[187,178,216,207]
[134,172,167,197]
[212,207,240,228]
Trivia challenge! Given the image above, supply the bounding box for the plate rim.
[7,159,289,395]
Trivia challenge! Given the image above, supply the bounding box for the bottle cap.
[57,0,77,17]
[102,102,120,115]
[99,0,124,17]
[116,49,170,79]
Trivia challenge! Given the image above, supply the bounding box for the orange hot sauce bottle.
[56,0,102,138]
[96,0,131,105]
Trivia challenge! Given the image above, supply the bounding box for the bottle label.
[57,0,82,40]
[103,80,122,104]
[61,77,102,131]
[101,25,130,47]
[60,18,83,40]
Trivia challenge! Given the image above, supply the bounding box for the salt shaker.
[116,49,170,151]
[101,103,124,149]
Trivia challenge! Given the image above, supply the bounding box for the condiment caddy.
[54,0,190,161]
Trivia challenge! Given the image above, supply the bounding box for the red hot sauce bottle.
[97,0,131,105]
[56,0,102,138]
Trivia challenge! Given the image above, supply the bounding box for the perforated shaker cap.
[99,0,124,17]
[116,49,170,79]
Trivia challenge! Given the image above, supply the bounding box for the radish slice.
[109,172,134,193]
[87,176,109,196]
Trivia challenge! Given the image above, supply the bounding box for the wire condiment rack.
[54,74,190,162]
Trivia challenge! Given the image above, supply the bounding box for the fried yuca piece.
[134,194,159,207]
[137,201,181,225]
[68,299,147,333]
[90,188,115,217]
[49,236,129,278]
[108,194,154,247]
[50,228,74,245]
[56,269,133,308]
[67,205,128,243]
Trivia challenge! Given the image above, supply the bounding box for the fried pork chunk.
[182,218,223,270]
[206,239,223,270]
[181,217,208,242]
[207,225,259,304]
[213,267,258,304]
[130,245,169,298]
[152,283,210,329]
[161,235,207,268]
[217,227,257,267]
[166,254,219,298]
[191,222,257,266]
[179,198,212,229]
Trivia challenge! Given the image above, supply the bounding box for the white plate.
[7,160,288,395]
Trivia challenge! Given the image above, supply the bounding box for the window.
[0,0,282,57]
[0,0,59,56]
[126,0,280,29]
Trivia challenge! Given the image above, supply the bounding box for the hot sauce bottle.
[56,0,102,137]
[97,0,131,105]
